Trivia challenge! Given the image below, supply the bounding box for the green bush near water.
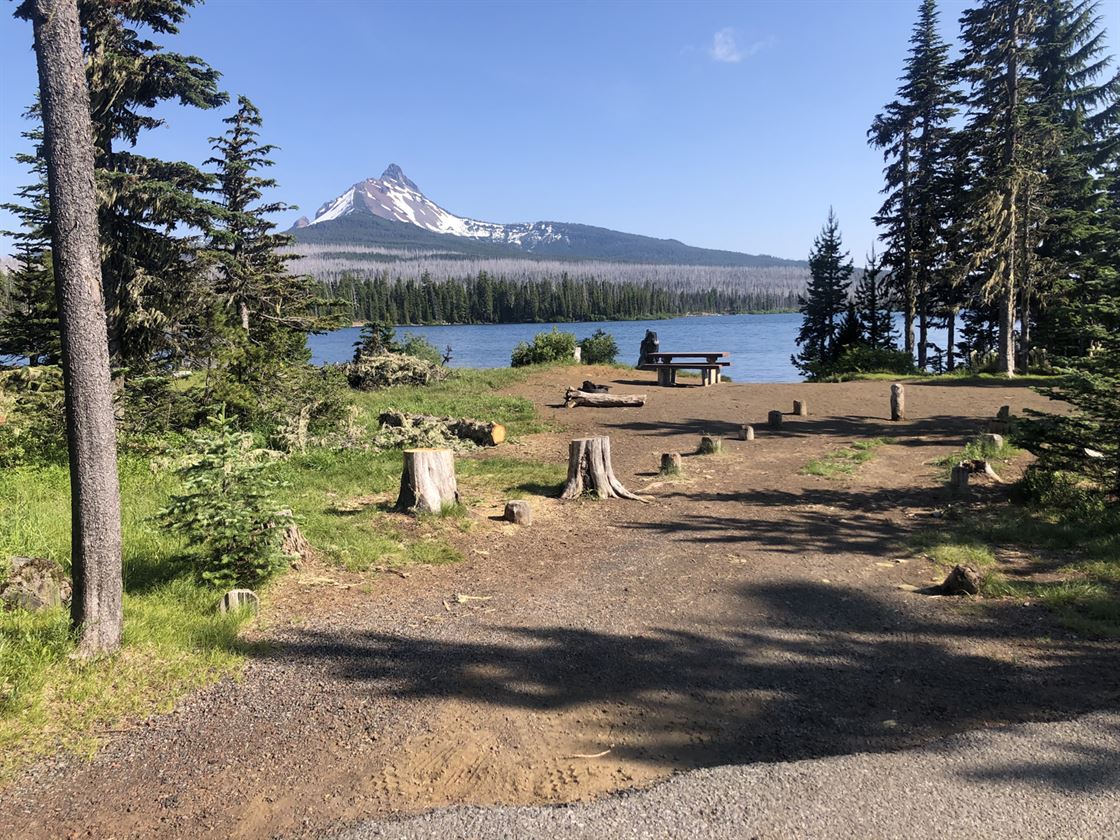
[510,328,578,367]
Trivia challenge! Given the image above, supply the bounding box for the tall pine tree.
[793,209,854,378]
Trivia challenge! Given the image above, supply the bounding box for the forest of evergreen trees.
[320,271,799,325]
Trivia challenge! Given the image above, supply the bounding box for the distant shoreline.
[344,310,799,330]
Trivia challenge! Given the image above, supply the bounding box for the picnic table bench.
[639,351,731,387]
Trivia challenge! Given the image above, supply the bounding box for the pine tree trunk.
[26,0,123,658]
[946,309,957,371]
[918,294,929,369]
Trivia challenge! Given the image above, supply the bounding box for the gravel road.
[337,712,1120,840]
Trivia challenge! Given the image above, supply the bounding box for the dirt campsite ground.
[2,368,1117,839]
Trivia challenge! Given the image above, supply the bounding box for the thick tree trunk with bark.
[378,411,506,446]
[396,448,459,513]
[25,0,123,657]
[564,388,646,408]
[561,437,643,500]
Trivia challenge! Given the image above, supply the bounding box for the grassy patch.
[0,460,247,783]
[0,366,556,779]
[934,435,1020,478]
[802,438,893,479]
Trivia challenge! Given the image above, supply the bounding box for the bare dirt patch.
[1,368,1115,839]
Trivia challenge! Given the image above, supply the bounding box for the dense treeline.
[868,0,1119,375]
[321,271,799,325]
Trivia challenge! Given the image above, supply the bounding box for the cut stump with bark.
[397,448,459,514]
[219,589,259,615]
[739,425,755,441]
[794,399,808,416]
[503,500,532,526]
[564,388,646,408]
[950,463,970,496]
[660,452,682,474]
[698,436,721,455]
[939,565,981,596]
[768,410,783,429]
[890,384,905,421]
[561,436,644,500]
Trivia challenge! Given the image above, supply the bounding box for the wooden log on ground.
[503,500,532,526]
[581,380,610,394]
[397,448,459,513]
[379,411,506,446]
[949,462,970,496]
[564,388,646,408]
[698,435,721,455]
[660,452,682,474]
[739,424,754,441]
[794,399,808,416]
[890,383,905,421]
[768,410,783,429]
[561,436,643,500]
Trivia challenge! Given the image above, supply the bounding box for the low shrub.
[579,329,619,365]
[160,415,293,587]
[346,353,448,390]
[511,328,578,367]
[811,346,918,381]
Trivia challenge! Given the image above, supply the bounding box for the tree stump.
[949,462,970,496]
[698,435,721,455]
[890,383,905,421]
[219,588,259,615]
[939,564,981,596]
[794,399,808,416]
[997,405,1011,421]
[975,433,1004,450]
[561,436,642,500]
[660,452,682,474]
[739,424,754,441]
[768,410,783,429]
[503,500,532,526]
[397,448,459,513]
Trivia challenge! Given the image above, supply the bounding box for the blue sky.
[1,0,1117,262]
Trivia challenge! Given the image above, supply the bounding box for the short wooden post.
[950,462,970,496]
[397,448,459,514]
[890,383,905,421]
[698,436,721,455]
[739,424,754,441]
[219,588,259,615]
[768,410,783,429]
[793,399,808,416]
[660,452,682,474]
[503,500,532,526]
[997,405,1011,421]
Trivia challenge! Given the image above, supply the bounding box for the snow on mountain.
[307,164,569,251]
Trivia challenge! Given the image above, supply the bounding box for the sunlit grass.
[802,437,894,479]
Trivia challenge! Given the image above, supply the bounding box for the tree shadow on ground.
[255,579,1120,791]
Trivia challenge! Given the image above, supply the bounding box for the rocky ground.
[1,370,1117,839]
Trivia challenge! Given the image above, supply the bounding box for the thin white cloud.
[708,28,773,64]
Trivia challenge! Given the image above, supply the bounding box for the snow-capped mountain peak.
[306,164,568,251]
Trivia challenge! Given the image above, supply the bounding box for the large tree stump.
[397,448,459,513]
[503,500,532,526]
[768,410,783,429]
[890,383,905,421]
[561,436,643,500]
[698,435,721,455]
[793,399,808,416]
[660,452,682,474]
[739,424,754,441]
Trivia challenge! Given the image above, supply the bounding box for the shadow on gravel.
[257,581,1120,792]
[962,722,1120,793]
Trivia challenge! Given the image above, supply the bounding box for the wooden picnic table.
[640,351,732,387]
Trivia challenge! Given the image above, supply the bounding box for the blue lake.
[308,314,948,384]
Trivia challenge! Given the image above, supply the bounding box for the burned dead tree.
[561,436,643,500]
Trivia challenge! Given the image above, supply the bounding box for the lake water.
[308,314,950,383]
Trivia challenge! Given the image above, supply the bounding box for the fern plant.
[160,415,291,587]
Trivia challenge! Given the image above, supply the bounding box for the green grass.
[0,365,558,780]
[934,435,1021,478]
[908,438,1120,636]
[802,437,894,479]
